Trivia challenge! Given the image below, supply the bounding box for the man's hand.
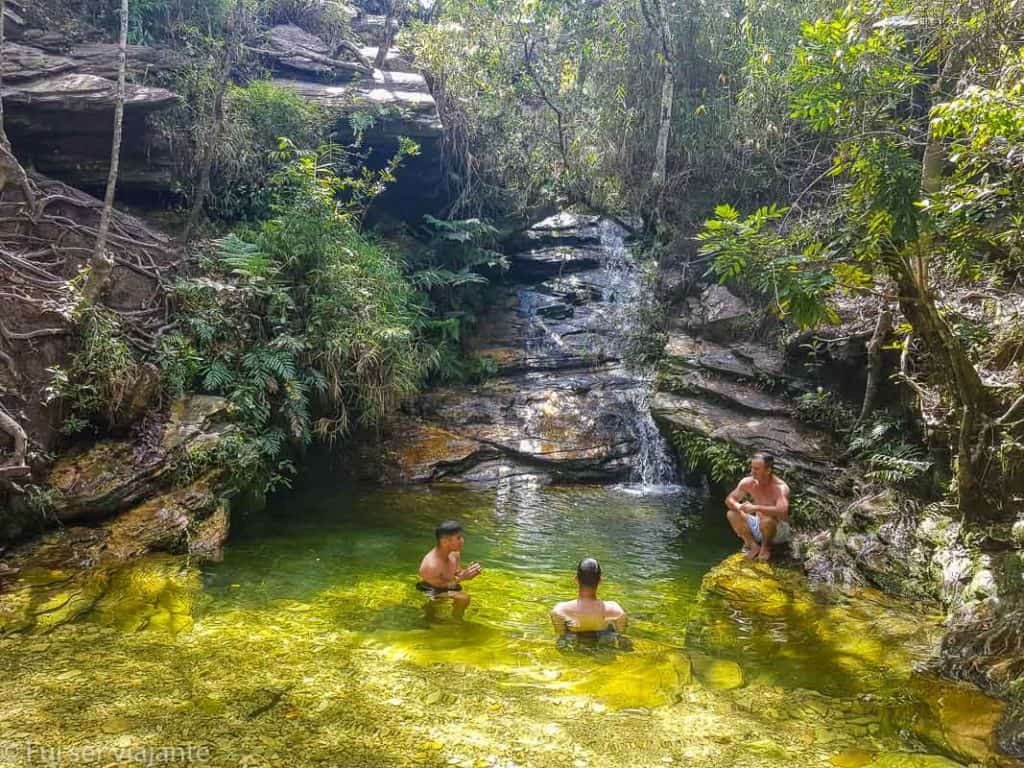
[739,502,756,514]
[457,562,482,581]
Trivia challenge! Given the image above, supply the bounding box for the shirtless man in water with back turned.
[417,520,482,620]
[550,558,626,635]
[725,452,791,562]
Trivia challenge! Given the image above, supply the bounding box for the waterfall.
[595,220,680,489]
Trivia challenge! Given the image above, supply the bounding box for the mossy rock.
[691,653,744,690]
[910,676,1008,766]
[862,753,963,768]
[691,555,942,695]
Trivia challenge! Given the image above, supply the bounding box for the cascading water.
[594,220,680,489]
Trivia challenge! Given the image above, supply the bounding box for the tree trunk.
[184,0,244,241]
[854,307,893,428]
[374,0,397,69]
[649,0,674,191]
[888,251,995,518]
[0,403,29,477]
[0,0,35,215]
[85,0,129,303]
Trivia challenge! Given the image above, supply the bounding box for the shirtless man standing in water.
[417,520,482,619]
[550,558,626,635]
[725,452,791,561]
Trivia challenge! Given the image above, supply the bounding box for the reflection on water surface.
[0,482,989,767]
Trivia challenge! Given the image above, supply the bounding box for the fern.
[865,444,932,483]
[216,234,278,281]
[202,360,235,392]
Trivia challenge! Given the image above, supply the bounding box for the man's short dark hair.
[752,451,774,471]
[577,557,602,588]
[435,520,463,541]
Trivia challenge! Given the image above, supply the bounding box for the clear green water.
[0,483,977,767]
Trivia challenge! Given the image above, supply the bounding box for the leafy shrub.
[208,81,328,221]
[45,301,141,435]
[795,388,855,433]
[847,416,932,487]
[405,216,507,384]
[260,0,353,46]
[160,142,428,490]
[669,429,746,486]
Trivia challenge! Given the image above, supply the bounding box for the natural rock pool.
[0,482,1008,767]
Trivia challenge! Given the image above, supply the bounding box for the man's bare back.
[551,597,626,634]
[550,558,626,636]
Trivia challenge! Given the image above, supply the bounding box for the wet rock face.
[46,395,234,525]
[375,214,675,485]
[652,327,840,511]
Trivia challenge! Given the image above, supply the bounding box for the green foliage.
[25,485,63,519]
[160,143,428,491]
[698,203,839,328]
[45,301,141,435]
[404,215,507,383]
[669,429,746,486]
[60,0,235,43]
[924,47,1024,280]
[259,0,352,46]
[795,388,855,433]
[847,416,932,487]
[208,81,328,221]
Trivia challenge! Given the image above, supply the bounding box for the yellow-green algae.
[0,484,1010,767]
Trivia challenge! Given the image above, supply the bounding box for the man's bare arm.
[551,607,568,634]
[606,602,627,632]
[726,478,752,512]
[749,485,791,521]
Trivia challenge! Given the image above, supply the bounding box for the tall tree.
[374,0,398,68]
[183,0,245,241]
[0,0,31,477]
[85,0,129,302]
[643,0,675,194]
[0,0,35,216]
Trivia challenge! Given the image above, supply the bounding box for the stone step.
[663,371,793,417]
[662,332,790,385]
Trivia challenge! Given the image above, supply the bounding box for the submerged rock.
[910,676,1009,766]
[690,555,942,696]
[860,754,962,768]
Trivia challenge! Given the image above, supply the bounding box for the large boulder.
[47,396,234,524]
[678,284,755,343]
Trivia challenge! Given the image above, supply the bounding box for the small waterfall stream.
[374,212,681,488]
[593,219,679,488]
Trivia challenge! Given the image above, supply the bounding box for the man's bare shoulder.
[603,600,626,617]
[775,477,791,495]
[419,548,442,577]
[736,476,756,491]
[551,601,574,616]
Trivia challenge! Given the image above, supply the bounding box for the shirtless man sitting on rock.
[417,520,482,620]
[725,452,791,562]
